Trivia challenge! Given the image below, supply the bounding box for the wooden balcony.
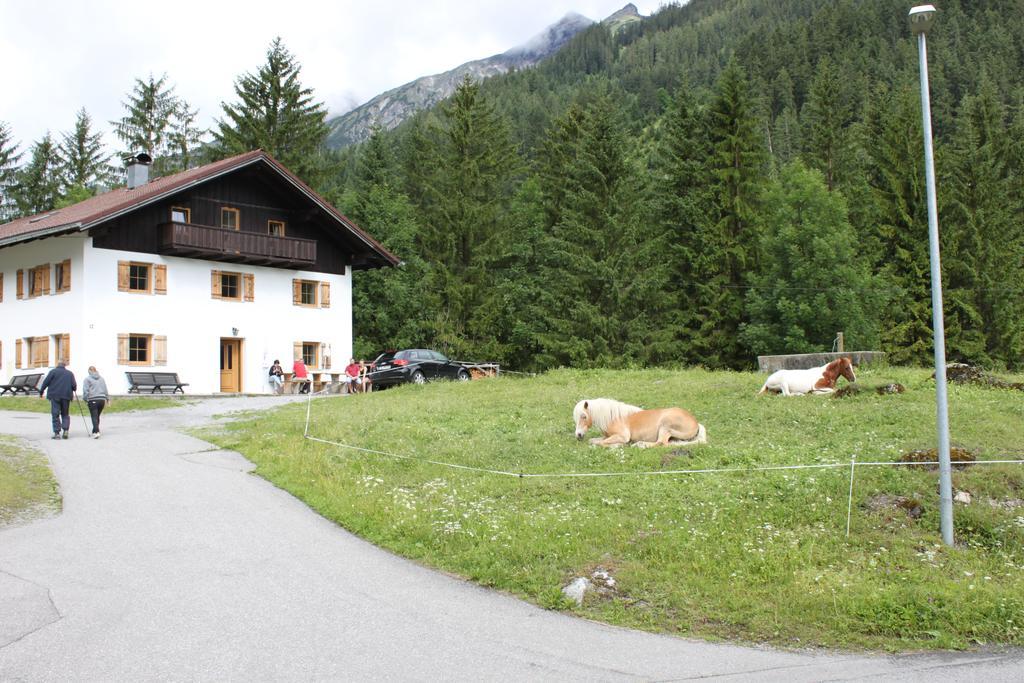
[158,222,316,268]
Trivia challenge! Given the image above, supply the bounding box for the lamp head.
[909,5,937,36]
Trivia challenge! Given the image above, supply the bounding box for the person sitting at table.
[292,356,311,394]
[344,358,362,393]
[358,359,373,394]
[268,359,285,394]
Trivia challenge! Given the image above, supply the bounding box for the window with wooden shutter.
[214,272,242,300]
[298,280,317,306]
[40,264,51,295]
[29,264,48,298]
[126,334,151,365]
[128,263,151,293]
[243,273,254,302]
[55,334,70,365]
[16,269,23,299]
[117,334,129,364]
[154,265,167,294]
[0,272,4,302]
[301,342,319,368]
[292,341,303,363]
[292,279,302,305]
[118,261,130,291]
[32,336,49,368]
[56,259,71,293]
[0,341,3,369]
[320,281,330,308]
[15,339,22,368]
[153,336,167,366]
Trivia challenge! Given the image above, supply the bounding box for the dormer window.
[171,206,190,223]
[221,207,240,230]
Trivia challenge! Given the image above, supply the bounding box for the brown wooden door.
[220,339,242,393]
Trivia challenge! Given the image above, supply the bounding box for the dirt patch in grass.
[865,494,925,519]
[944,363,1024,392]
[899,446,978,468]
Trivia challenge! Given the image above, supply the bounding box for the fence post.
[837,332,845,353]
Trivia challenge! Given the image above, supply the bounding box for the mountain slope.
[325,5,642,149]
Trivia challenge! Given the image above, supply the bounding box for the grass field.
[199,366,1024,650]
[0,395,191,414]
[0,435,61,527]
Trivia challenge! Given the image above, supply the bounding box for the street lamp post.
[910,4,954,546]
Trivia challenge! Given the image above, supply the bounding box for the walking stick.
[73,392,90,434]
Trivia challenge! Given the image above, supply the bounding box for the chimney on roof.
[126,153,152,189]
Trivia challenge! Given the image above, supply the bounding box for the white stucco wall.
[0,234,88,380]
[82,240,353,394]
[1,234,353,394]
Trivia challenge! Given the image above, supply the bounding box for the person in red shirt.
[292,356,310,394]
[344,358,361,393]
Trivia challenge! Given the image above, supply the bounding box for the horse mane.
[815,357,851,389]
[575,398,643,432]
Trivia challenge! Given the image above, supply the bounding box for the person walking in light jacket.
[82,366,110,438]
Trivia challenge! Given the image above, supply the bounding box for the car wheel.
[456,369,470,382]
[411,370,426,385]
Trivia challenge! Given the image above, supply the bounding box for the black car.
[369,349,471,388]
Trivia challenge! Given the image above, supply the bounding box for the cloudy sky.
[1,0,662,153]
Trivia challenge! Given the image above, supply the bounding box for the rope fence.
[300,391,1024,535]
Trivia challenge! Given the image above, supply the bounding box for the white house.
[0,150,398,394]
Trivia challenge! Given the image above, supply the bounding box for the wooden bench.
[281,372,311,394]
[0,373,44,396]
[125,371,189,394]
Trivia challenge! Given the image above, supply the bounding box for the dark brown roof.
[0,149,399,268]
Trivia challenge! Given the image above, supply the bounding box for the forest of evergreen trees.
[339,0,1024,370]
[3,0,1022,371]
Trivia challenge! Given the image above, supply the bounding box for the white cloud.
[0,1,662,151]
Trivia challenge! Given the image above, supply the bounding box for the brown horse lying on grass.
[573,398,707,448]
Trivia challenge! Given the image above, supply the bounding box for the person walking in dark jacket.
[82,366,109,438]
[39,360,77,439]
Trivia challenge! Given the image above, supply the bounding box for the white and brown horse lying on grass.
[758,357,856,396]
[573,398,707,448]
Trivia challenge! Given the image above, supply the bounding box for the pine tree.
[165,101,206,173]
[346,126,435,358]
[474,176,550,369]
[416,76,520,357]
[865,85,933,365]
[534,91,633,366]
[0,121,22,221]
[214,37,329,183]
[943,78,1024,366]
[643,83,715,363]
[695,59,767,368]
[112,74,180,172]
[58,108,111,194]
[802,57,852,191]
[12,134,61,216]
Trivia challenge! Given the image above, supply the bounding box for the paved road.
[1,397,1021,681]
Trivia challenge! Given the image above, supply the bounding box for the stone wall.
[757,351,886,373]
